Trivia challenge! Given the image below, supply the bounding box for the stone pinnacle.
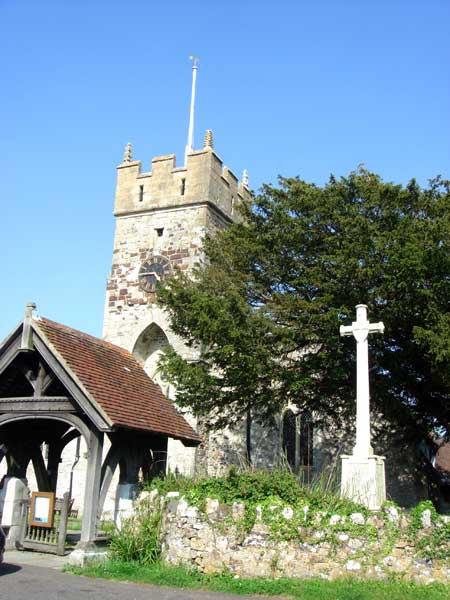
[203,130,214,150]
[123,142,132,163]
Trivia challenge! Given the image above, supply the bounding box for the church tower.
[102,132,251,473]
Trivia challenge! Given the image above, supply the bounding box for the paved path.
[0,552,274,600]
[4,549,68,569]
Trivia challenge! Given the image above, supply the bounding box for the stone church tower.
[102,134,252,475]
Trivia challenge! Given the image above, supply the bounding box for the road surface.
[0,561,272,600]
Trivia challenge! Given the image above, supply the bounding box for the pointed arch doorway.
[133,322,197,476]
[133,323,171,393]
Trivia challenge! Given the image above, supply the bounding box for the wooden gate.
[20,492,70,555]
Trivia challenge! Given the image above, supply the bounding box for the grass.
[63,517,114,535]
[66,517,82,531]
[68,560,450,600]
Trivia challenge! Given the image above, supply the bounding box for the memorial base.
[69,542,109,567]
[341,454,386,510]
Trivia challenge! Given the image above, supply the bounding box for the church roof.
[32,316,201,445]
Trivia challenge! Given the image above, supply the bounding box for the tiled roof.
[33,317,201,444]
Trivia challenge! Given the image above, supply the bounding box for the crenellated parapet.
[114,137,252,221]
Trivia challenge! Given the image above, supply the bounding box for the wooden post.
[31,447,51,491]
[47,444,62,492]
[80,430,103,543]
[97,445,120,521]
[57,492,70,556]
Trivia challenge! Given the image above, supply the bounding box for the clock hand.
[141,270,162,280]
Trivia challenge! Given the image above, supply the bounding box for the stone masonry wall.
[136,491,450,585]
[102,206,209,351]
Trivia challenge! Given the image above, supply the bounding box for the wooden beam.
[33,363,46,396]
[0,397,75,412]
[98,444,120,519]
[0,412,92,439]
[34,362,55,396]
[22,367,38,391]
[33,335,111,431]
[48,428,81,491]
[32,447,51,491]
[0,336,21,377]
[20,362,56,397]
[41,372,55,394]
[0,396,71,402]
[59,428,81,446]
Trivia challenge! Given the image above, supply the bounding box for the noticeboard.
[29,491,55,528]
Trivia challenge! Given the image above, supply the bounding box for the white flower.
[329,514,341,526]
[349,512,365,525]
[282,507,294,520]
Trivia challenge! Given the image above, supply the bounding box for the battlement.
[114,138,252,221]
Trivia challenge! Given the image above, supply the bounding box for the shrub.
[109,503,162,565]
[146,466,365,515]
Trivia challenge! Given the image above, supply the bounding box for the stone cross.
[340,304,384,457]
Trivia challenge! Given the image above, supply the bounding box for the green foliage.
[147,467,378,545]
[158,169,450,440]
[407,500,450,560]
[109,504,162,565]
[408,500,438,538]
[69,560,450,600]
[64,516,82,531]
[382,500,401,510]
[148,469,450,563]
[148,466,364,516]
[99,519,116,536]
[416,521,450,560]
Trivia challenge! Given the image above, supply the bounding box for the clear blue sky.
[1,0,449,341]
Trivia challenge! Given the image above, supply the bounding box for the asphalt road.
[0,562,270,600]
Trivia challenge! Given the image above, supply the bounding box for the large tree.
[158,168,450,453]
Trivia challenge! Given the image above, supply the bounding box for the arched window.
[281,409,313,479]
[299,411,313,469]
[282,409,297,469]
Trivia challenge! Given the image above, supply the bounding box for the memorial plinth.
[341,454,386,510]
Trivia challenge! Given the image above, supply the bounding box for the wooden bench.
[54,497,78,518]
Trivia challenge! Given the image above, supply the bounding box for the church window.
[155,228,164,237]
[180,178,186,196]
[299,411,313,468]
[139,185,144,202]
[281,409,313,477]
[282,409,296,469]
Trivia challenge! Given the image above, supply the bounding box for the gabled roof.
[27,317,201,445]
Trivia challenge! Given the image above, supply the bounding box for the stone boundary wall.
[136,491,450,585]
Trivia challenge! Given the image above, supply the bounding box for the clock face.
[138,255,171,293]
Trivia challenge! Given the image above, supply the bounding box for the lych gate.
[0,303,200,563]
